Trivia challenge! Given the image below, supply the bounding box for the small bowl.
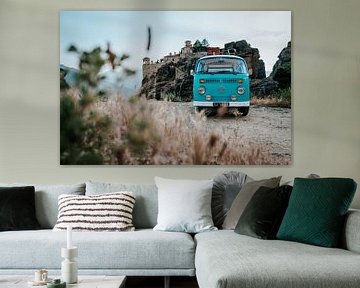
[47,279,66,288]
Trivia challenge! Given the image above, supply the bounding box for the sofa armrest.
[342,209,360,253]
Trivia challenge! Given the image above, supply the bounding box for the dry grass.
[95,96,273,165]
[250,96,290,108]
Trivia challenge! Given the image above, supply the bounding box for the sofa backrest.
[86,181,158,229]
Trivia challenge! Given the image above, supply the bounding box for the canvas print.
[60,11,291,165]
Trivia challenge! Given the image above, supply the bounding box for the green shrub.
[163,91,181,102]
[274,87,291,102]
[60,44,133,164]
[60,93,111,164]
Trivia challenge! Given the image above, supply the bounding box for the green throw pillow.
[277,178,357,247]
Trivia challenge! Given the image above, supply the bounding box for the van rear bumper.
[193,101,250,107]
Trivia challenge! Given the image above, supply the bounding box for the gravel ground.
[166,102,292,165]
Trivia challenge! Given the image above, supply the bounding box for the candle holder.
[61,247,78,284]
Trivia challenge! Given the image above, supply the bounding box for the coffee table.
[0,275,126,288]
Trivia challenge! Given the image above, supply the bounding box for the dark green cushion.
[277,178,357,247]
[235,185,292,239]
[0,186,41,231]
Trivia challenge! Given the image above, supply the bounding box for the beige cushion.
[222,177,281,229]
[53,192,136,231]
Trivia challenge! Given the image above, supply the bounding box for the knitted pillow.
[53,192,135,231]
[277,178,357,247]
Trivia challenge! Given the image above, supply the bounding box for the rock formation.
[141,57,196,101]
[270,41,291,88]
[141,40,284,100]
[250,41,291,96]
[224,40,266,79]
[250,78,279,96]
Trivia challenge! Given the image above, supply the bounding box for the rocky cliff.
[271,41,291,88]
[224,40,266,79]
[141,57,196,101]
[251,41,291,96]
[141,40,287,101]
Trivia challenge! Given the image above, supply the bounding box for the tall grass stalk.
[96,96,273,165]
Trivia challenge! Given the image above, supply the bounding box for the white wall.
[0,0,359,208]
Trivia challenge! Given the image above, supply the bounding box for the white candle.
[67,225,72,249]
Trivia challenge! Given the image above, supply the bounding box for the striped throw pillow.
[53,192,136,231]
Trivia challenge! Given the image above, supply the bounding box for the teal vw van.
[192,55,250,116]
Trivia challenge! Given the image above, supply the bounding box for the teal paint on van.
[193,55,250,115]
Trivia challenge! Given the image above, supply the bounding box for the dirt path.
[165,102,292,164]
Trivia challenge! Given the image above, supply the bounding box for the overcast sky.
[60,11,291,85]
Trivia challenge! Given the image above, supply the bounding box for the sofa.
[0,179,360,288]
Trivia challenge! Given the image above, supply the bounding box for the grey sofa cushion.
[0,229,195,271]
[342,209,360,253]
[0,183,85,228]
[283,173,320,186]
[85,182,158,229]
[195,230,360,288]
[212,171,251,228]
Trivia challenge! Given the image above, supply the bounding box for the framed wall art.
[60,11,291,165]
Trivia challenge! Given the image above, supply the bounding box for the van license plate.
[213,103,229,107]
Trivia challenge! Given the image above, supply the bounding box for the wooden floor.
[126,276,199,288]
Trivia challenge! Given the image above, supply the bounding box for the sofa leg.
[164,276,170,288]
